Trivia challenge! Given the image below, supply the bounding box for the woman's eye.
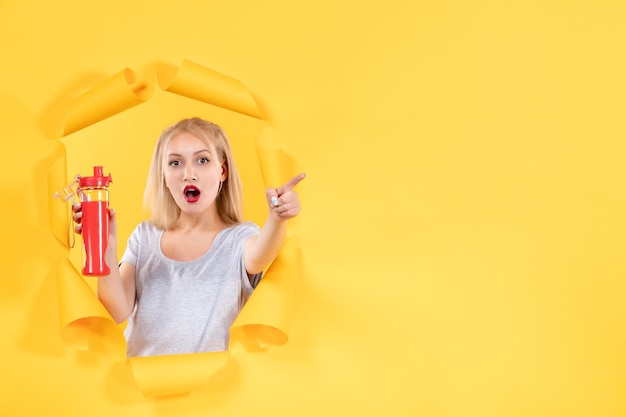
[168,160,181,167]
[198,157,210,164]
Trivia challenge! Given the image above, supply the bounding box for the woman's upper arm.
[119,262,137,316]
[244,234,265,275]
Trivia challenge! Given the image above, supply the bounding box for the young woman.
[73,117,305,357]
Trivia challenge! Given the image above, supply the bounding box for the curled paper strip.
[157,59,263,119]
[231,238,300,350]
[52,59,298,397]
[63,68,150,136]
[48,152,71,246]
[56,257,126,357]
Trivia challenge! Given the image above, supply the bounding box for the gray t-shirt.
[120,221,261,357]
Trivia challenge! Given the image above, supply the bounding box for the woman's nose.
[183,166,197,181]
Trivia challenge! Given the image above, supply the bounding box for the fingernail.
[271,197,278,206]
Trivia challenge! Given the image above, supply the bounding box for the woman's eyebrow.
[167,149,212,157]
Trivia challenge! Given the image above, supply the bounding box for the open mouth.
[184,185,201,202]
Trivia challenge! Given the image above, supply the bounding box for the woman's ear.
[221,161,228,182]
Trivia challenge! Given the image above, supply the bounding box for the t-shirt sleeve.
[236,222,262,292]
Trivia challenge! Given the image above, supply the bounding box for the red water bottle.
[78,166,113,276]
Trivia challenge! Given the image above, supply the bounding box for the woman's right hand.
[73,203,134,323]
[72,203,120,282]
[72,203,118,243]
[72,203,84,234]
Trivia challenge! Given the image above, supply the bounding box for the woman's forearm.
[245,217,287,274]
[97,243,136,323]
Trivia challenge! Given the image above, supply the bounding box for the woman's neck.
[173,209,226,232]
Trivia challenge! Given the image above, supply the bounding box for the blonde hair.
[143,118,244,230]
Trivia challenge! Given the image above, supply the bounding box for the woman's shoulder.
[220,221,260,239]
[131,220,163,237]
[236,221,260,233]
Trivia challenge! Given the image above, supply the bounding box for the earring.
[217,181,223,195]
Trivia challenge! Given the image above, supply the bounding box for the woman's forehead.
[165,132,216,153]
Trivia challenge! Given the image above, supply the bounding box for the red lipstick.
[183,185,201,203]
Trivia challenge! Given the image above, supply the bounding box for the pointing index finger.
[277,173,306,195]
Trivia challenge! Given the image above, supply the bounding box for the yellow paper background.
[49,59,297,397]
[1,0,625,416]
